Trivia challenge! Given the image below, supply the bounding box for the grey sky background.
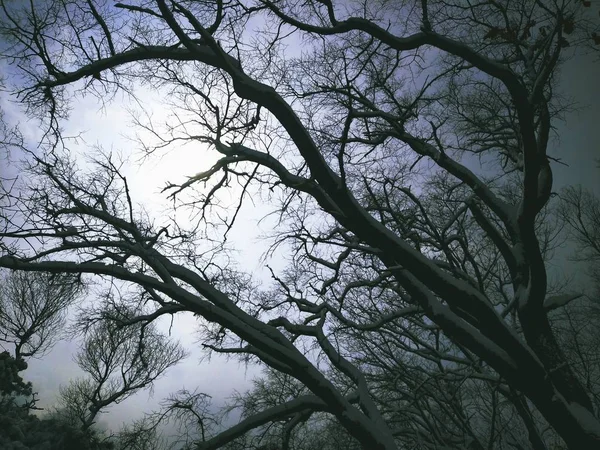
[551,50,599,194]
[0,23,599,436]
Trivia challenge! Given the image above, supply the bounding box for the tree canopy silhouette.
[1,1,599,449]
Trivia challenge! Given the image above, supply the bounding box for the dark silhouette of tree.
[559,186,600,287]
[0,351,114,450]
[0,269,83,360]
[0,1,599,449]
[55,305,186,430]
[0,351,31,403]
[552,184,600,415]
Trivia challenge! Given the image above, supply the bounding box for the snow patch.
[568,402,600,436]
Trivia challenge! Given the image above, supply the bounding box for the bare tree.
[0,1,599,449]
[552,185,600,415]
[57,308,186,430]
[112,416,168,450]
[141,389,218,450]
[0,270,82,360]
[559,185,600,286]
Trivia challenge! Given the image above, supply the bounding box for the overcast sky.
[1,30,599,437]
[551,49,599,194]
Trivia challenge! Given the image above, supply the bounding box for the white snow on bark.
[543,293,582,312]
[568,402,600,436]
